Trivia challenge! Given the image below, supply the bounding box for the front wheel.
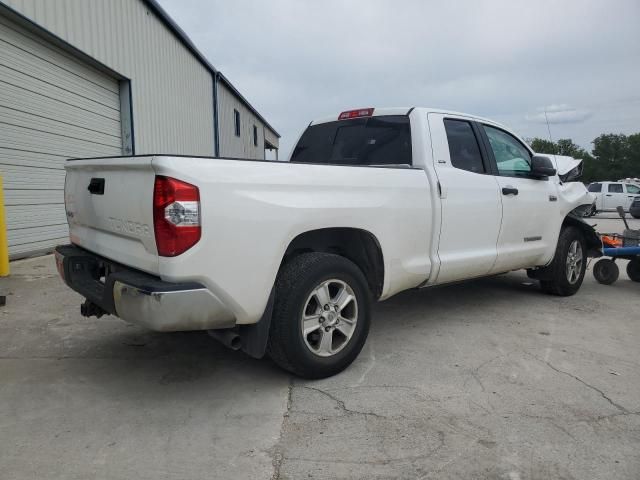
[540,227,587,296]
[267,252,371,379]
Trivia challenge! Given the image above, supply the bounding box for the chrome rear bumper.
[55,244,235,332]
[112,280,234,332]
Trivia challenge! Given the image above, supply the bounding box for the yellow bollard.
[0,174,9,276]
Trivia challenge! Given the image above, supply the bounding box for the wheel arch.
[562,214,602,257]
[235,227,384,360]
[281,227,385,300]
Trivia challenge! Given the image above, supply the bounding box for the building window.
[253,125,258,146]
[234,109,240,137]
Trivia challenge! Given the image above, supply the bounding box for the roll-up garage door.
[0,14,122,258]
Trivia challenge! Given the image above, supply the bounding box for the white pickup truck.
[587,181,640,215]
[55,107,598,378]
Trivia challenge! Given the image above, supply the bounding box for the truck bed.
[64,155,433,323]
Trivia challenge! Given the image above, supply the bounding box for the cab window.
[588,183,602,192]
[608,184,623,193]
[444,119,485,174]
[626,184,640,194]
[290,115,412,166]
[483,125,532,176]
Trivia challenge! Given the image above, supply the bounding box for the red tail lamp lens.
[153,176,201,257]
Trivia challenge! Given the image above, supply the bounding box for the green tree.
[591,133,640,181]
[556,139,585,158]
[527,134,640,183]
[528,138,557,154]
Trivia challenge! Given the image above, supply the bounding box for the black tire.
[593,259,619,285]
[540,226,587,296]
[589,205,597,217]
[626,259,640,282]
[267,252,371,379]
[631,211,640,219]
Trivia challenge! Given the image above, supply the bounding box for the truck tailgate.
[64,156,159,274]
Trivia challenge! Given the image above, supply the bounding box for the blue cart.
[592,207,640,284]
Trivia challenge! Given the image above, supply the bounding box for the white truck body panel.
[152,157,432,323]
[61,107,595,329]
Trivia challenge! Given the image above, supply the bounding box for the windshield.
[290,115,412,166]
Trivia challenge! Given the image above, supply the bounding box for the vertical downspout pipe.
[0,174,9,276]
[213,72,220,157]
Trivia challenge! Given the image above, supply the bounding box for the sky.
[158,0,640,159]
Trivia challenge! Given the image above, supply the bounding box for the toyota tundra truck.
[55,107,598,378]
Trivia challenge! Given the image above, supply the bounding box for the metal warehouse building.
[0,0,280,258]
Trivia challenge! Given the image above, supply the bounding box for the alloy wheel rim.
[301,279,358,357]
[565,240,583,284]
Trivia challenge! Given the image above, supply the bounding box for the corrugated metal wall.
[264,127,279,150]
[0,12,122,257]
[217,81,266,160]
[4,0,215,156]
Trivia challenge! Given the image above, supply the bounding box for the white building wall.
[217,80,267,160]
[264,127,279,150]
[4,0,215,156]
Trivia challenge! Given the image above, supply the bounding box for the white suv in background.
[587,181,640,214]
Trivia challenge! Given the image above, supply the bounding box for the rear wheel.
[540,227,587,296]
[593,259,619,285]
[267,252,371,379]
[626,259,640,282]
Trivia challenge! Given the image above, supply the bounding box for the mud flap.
[238,288,275,359]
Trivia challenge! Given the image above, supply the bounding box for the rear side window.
[609,183,623,193]
[290,115,412,166]
[587,183,602,192]
[444,119,485,174]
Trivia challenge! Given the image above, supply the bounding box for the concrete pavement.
[1,214,639,479]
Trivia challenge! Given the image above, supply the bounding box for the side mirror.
[530,155,557,179]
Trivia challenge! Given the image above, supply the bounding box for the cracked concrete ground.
[1,215,639,479]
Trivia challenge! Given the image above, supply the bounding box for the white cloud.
[526,104,592,124]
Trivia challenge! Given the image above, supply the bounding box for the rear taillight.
[153,176,201,257]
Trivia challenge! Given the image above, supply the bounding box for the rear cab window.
[443,119,485,174]
[608,184,623,193]
[290,115,412,166]
[588,183,602,192]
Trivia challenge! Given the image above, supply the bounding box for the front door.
[427,113,502,284]
[479,124,560,272]
[604,183,627,210]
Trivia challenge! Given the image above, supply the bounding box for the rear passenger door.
[427,113,502,284]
